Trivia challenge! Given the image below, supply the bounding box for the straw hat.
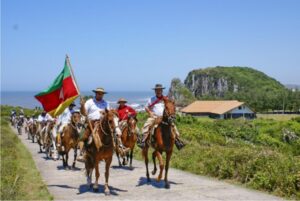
[92,87,107,94]
[152,84,165,90]
[117,98,127,104]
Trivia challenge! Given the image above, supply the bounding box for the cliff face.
[168,78,195,106]
[184,72,234,97]
[168,66,287,109]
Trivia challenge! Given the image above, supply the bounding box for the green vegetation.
[0,106,53,200]
[135,112,300,199]
[168,78,196,106]
[183,66,300,112]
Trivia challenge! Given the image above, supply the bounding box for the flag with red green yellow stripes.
[35,55,80,117]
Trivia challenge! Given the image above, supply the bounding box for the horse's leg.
[66,151,70,169]
[156,151,164,182]
[104,156,112,195]
[151,151,157,175]
[116,151,122,167]
[86,167,93,189]
[93,161,100,192]
[143,147,151,182]
[122,153,128,166]
[62,153,66,167]
[72,147,77,168]
[129,148,133,169]
[164,151,172,189]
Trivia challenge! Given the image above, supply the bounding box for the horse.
[58,112,83,169]
[43,121,59,160]
[116,115,138,169]
[16,117,23,135]
[28,120,37,143]
[36,121,47,153]
[85,109,116,194]
[142,98,176,189]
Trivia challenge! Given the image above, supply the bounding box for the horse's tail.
[84,152,95,176]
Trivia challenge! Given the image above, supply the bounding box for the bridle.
[162,101,176,125]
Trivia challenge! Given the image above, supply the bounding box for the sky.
[1,0,300,92]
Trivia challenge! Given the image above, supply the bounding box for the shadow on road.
[48,184,78,189]
[78,184,128,196]
[56,165,82,171]
[136,177,183,189]
[111,165,139,171]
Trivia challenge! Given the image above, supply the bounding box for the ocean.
[1,91,153,111]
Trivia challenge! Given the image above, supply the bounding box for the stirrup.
[87,135,93,145]
[175,138,185,150]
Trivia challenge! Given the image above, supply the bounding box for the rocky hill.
[169,66,300,111]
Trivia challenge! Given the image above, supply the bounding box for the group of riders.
[10,83,185,166]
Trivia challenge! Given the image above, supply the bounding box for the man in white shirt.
[56,102,76,147]
[139,84,184,150]
[37,111,55,143]
[80,87,130,155]
[57,103,75,130]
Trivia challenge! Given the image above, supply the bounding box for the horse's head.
[127,115,137,135]
[163,98,176,124]
[105,109,117,134]
[71,112,83,133]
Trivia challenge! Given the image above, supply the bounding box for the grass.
[257,113,300,121]
[0,110,53,200]
[134,112,300,200]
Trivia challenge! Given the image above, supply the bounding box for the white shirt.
[85,98,110,120]
[147,96,165,117]
[58,108,73,124]
[37,113,53,122]
[28,118,34,124]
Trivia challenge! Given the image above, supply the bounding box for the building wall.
[228,105,254,114]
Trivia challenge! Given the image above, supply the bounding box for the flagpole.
[65,55,96,145]
[66,54,81,96]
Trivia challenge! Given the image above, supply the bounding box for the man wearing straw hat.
[80,87,130,156]
[56,102,76,148]
[116,98,139,133]
[139,84,185,150]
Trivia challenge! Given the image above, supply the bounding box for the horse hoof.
[151,170,156,175]
[104,190,110,196]
[165,183,170,189]
[93,184,99,192]
[147,178,151,183]
[156,177,161,182]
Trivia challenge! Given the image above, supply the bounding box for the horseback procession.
[9,55,185,194]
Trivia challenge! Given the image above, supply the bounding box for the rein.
[97,115,114,147]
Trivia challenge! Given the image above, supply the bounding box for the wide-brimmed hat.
[71,109,80,114]
[69,102,76,107]
[92,87,107,94]
[152,84,165,90]
[117,98,127,104]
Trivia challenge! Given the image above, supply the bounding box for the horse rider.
[56,102,76,148]
[116,98,139,133]
[37,110,54,134]
[138,84,185,150]
[80,87,130,156]
[19,109,25,124]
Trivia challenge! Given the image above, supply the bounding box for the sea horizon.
[1,90,155,110]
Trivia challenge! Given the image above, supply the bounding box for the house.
[180,100,255,119]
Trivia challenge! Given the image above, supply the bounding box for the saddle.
[148,118,163,145]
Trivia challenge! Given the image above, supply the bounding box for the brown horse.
[43,121,56,159]
[116,115,138,168]
[58,112,83,169]
[85,109,116,194]
[28,120,37,143]
[143,98,176,189]
[36,121,47,153]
